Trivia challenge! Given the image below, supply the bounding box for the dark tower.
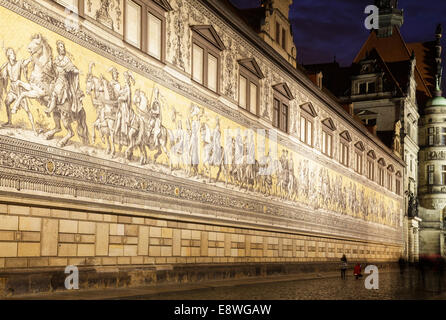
[435,24,443,97]
[374,0,404,37]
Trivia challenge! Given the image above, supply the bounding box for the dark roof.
[238,7,266,33]
[354,27,432,101]
[377,131,394,150]
[304,62,353,97]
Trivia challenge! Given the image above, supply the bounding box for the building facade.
[418,25,446,256]
[0,0,404,295]
[304,0,444,262]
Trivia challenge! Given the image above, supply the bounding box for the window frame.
[321,119,335,158]
[387,165,394,191]
[123,0,167,62]
[272,89,292,134]
[355,150,363,174]
[378,159,386,187]
[321,129,333,158]
[428,165,435,185]
[339,132,351,168]
[340,139,349,167]
[367,150,376,181]
[299,113,312,146]
[238,65,260,116]
[191,27,223,94]
[428,127,435,146]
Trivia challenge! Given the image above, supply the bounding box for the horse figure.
[85,63,118,155]
[13,34,89,147]
[135,91,172,165]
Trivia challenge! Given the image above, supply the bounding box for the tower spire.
[374,0,404,37]
[435,24,443,97]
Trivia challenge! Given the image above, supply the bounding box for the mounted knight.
[12,34,89,147]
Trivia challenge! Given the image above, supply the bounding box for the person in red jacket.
[354,263,362,280]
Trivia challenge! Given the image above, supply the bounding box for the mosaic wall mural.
[0,6,401,228]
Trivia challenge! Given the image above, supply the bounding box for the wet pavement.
[7,268,446,300]
[128,269,446,300]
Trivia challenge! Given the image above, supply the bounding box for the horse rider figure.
[46,40,84,115]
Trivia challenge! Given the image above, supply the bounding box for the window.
[428,127,435,146]
[367,159,374,180]
[148,12,162,59]
[359,83,367,94]
[238,59,263,116]
[378,166,385,186]
[191,25,225,93]
[442,166,446,185]
[358,81,375,94]
[396,177,401,195]
[276,22,280,43]
[192,44,204,83]
[124,0,170,60]
[387,171,393,191]
[273,99,288,133]
[339,131,351,167]
[428,165,434,185]
[355,152,363,174]
[340,141,349,167]
[378,159,386,187]
[273,83,294,133]
[441,128,446,145]
[125,0,142,48]
[300,115,312,145]
[322,130,333,157]
[354,142,365,174]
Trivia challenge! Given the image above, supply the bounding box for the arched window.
[378,158,386,186]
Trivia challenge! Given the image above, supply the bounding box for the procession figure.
[189,104,201,176]
[0,48,36,133]
[150,87,162,148]
[46,41,84,116]
[170,117,184,171]
[211,117,222,166]
[114,70,134,149]
[86,63,119,154]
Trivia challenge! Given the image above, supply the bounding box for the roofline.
[354,28,432,98]
[200,0,405,167]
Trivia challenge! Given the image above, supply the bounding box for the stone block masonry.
[0,201,402,296]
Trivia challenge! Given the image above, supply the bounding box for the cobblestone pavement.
[129,270,446,300]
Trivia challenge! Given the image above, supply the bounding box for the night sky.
[229,0,446,67]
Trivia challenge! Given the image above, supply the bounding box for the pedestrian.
[340,254,348,280]
[354,263,362,280]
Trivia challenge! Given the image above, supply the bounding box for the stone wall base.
[0,262,398,298]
